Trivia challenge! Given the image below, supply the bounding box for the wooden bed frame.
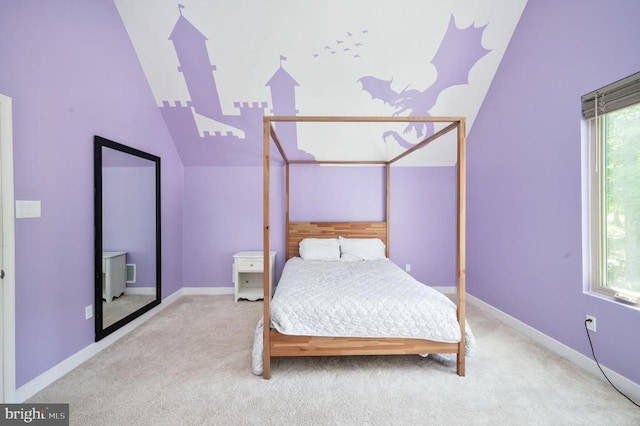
[262,116,467,379]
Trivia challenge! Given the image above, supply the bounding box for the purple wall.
[289,166,386,222]
[103,167,156,289]
[291,165,457,285]
[183,165,456,288]
[390,167,456,286]
[182,166,286,287]
[0,1,184,387]
[467,0,640,384]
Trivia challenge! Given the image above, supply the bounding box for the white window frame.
[587,104,640,302]
[583,72,640,304]
[588,117,609,297]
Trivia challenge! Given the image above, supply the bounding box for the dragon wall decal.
[358,15,491,149]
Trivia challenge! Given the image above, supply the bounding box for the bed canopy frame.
[262,116,467,379]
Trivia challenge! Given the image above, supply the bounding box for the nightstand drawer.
[236,258,263,271]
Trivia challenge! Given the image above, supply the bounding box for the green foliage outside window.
[603,103,640,296]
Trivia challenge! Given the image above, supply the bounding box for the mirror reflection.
[95,136,161,341]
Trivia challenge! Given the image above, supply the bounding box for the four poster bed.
[254,116,473,378]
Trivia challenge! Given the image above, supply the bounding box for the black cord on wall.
[584,319,640,408]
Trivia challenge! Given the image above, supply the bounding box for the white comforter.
[252,258,475,375]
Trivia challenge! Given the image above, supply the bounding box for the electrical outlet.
[586,315,596,332]
[405,264,411,272]
[85,305,93,320]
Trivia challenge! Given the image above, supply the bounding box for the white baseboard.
[467,294,640,402]
[180,286,234,296]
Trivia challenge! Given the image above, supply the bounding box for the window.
[583,72,640,302]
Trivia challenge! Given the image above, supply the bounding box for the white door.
[0,93,16,402]
[0,106,3,402]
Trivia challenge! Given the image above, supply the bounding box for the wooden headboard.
[287,221,388,260]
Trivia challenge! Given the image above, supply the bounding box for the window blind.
[581,71,640,119]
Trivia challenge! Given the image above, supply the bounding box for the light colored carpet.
[103,294,156,328]
[29,295,640,425]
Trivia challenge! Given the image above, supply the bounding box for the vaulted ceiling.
[115,0,527,166]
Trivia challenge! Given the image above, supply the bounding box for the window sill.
[584,290,640,311]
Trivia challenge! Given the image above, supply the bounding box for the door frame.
[0,93,16,402]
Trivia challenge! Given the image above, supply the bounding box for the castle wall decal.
[115,1,527,166]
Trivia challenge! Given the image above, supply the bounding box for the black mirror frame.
[94,135,161,341]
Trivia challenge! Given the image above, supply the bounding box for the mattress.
[252,257,475,375]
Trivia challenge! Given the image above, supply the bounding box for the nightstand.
[232,251,276,302]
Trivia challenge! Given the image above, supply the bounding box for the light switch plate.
[16,200,41,218]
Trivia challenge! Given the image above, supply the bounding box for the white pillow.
[299,238,340,261]
[338,236,386,261]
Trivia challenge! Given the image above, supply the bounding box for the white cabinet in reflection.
[102,251,127,303]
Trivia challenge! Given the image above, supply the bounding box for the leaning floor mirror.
[94,135,161,341]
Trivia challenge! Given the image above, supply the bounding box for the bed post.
[456,118,467,376]
[385,162,390,257]
[263,117,272,379]
[285,163,290,260]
